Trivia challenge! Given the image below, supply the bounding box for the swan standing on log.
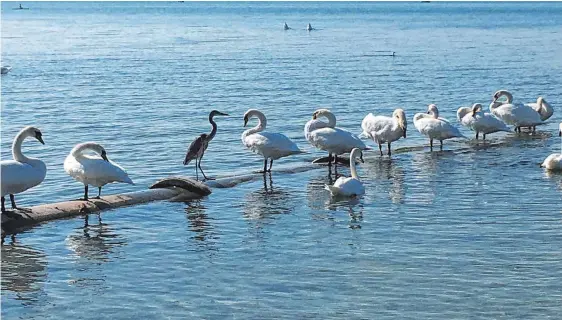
[183,110,229,181]
[325,148,365,197]
[361,108,407,156]
[64,142,134,200]
[457,103,510,140]
[489,90,542,133]
[413,104,465,150]
[525,96,554,122]
[0,126,46,213]
[304,109,367,166]
[242,109,303,173]
[541,122,562,171]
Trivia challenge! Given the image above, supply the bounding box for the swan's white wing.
[414,115,463,140]
[245,131,301,160]
[475,112,511,133]
[361,114,399,144]
[67,155,133,187]
[326,177,365,197]
[525,100,553,121]
[0,160,46,196]
[541,153,562,170]
[304,119,330,141]
[309,127,366,154]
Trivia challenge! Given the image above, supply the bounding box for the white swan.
[64,142,134,200]
[413,104,465,150]
[541,122,562,171]
[304,108,367,165]
[0,126,46,212]
[525,96,553,122]
[489,90,543,132]
[325,148,365,197]
[457,103,511,140]
[361,108,407,156]
[242,109,303,172]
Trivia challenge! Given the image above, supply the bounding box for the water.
[2,1,562,319]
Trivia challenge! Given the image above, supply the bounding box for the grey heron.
[183,110,229,181]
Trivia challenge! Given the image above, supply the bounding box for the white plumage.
[304,109,367,162]
[489,90,543,132]
[457,103,511,139]
[525,96,553,122]
[361,108,407,156]
[242,109,303,172]
[541,122,562,171]
[413,104,465,149]
[0,126,46,212]
[64,142,133,200]
[325,148,365,197]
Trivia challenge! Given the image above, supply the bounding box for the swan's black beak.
[101,150,109,161]
[243,116,248,127]
[472,111,477,118]
[359,154,364,163]
[426,111,431,114]
[559,130,561,137]
[312,113,317,120]
[403,129,407,138]
[35,132,45,145]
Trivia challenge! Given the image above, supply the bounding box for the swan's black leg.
[268,159,273,172]
[1,196,5,213]
[430,139,433,150]
[387,142,392,156]
[9,194,17,209]
[328,153,333,166]
[483,133,486,140]
[378,144,383,156]
[440,140,443,150]
[95,187,102,199]
[476,132,479,140]
[84,185,89,201]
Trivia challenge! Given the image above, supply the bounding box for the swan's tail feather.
[121,175,134,185]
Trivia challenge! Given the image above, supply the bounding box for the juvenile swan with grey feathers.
[0,126,46,213]
[64,142,133,200]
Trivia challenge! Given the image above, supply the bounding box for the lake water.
[2,1,562,319]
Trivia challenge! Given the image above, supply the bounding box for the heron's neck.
[12,131,30,162]
[350,158,360,180]
[242,114,267,138]
[320,112,336,127]
[208,115,218,141]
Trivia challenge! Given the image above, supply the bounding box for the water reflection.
[65,214,127,262]
[544,170,562,191]
[409,152,441,204]
[184,200,218,252]
[243,173,294,220]
[1,240,47,302]
[363,158,405,204]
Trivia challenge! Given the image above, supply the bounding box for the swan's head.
[350,148,364,163]
[492,89,512,103]
[243,109,263,127]
[426,104,439,118]
[471,103,483,117]
[312,108,331,120]
[393,108,407,138]
[22,126,45,145]
[210,110,229,118]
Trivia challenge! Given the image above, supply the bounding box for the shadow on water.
[184,200,219,253]
[1,240,47,303]
[65,214,127,262]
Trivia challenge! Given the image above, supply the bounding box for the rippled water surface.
[2,2,562,319]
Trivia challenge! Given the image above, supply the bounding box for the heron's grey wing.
[184,136,203,165]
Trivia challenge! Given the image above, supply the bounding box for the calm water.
[2,1,562,319]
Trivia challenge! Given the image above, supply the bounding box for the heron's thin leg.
[9,194,17,209]
[195,158,199,181]
[268,159,273,172]
[84,185,89,201]
[198,152,213,181]
[378,144,383,156]
[263,159,267,174]
[1,196,5,213]
[387,142,392,156]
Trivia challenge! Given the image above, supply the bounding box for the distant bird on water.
[1,66,12,74]
[184,110,229,181]
[283,22,290,30]
[306,23,314,31]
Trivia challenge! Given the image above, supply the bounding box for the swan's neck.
[499,91,513,104]
[208,115,218,141]
[321,112,336,127]
[12,132,30,162]
[242,113,267,138]
[71,143,101,158]
[350,158,360,180]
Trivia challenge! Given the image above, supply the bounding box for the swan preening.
[305,109,367,165]
[525,96,554,122]
[0,126,46,212]
[184,110,228,181]
[242,109,303,172]
[325,148,365,197]
[489,90,543,133]
[457,103,511,140]
[541,122,562,171]
[361,108,407,156]
[64,142,133,200]
[413,104,465,150]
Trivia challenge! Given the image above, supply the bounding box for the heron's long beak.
[36,136,45,145]
[219,112,229,116]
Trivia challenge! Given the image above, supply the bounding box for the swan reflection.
[362,158,405,204]
[65,214,126,262]
[1,240,47,302]
[184,200,218,253]
[243,173,294,220]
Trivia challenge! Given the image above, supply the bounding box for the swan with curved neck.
[489,89,542,133]
[413,104,465,150]
[242,109,303,173]
[457,103,510,140]
[525,96,554,122]
[361,108,407,156]
[541,122,562,171]
[305,108,366,166]
[325,148,365,197]
[183,110,229,181]
[1,126,46,212]
[64,142,133,200]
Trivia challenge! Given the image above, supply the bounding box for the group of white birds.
[1,89,560,212]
